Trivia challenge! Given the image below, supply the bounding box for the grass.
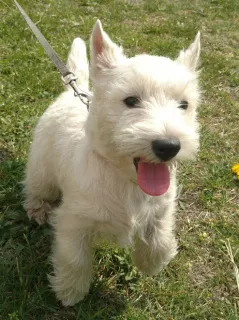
[0,0,239,319]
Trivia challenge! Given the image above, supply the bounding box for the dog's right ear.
[90,20,125,76]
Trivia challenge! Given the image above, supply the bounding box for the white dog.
[24,20,201,306]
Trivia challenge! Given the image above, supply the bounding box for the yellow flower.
[232,163,239,180]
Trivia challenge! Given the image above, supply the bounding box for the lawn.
[0,0,238,319]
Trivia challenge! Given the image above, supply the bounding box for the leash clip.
[62,73,90,110]
[62,72,78,85]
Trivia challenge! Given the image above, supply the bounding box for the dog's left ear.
[90,20,125,76]
[176,32,200,71]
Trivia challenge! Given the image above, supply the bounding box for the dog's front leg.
[49,212,94,306]
[132,211,177,276]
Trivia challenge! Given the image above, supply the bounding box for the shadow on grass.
[1,225,127,319]
[73,282,127,320]
[0,159,127,319]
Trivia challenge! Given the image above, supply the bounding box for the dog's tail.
[65,38,89,91]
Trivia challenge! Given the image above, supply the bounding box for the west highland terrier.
[24,20,201,306]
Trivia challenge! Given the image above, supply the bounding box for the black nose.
[152,139,181,161]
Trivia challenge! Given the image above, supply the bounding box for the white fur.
[24,20,201,306]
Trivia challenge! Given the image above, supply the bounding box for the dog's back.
[23,38,89,224]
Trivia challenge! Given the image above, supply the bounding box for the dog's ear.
[176,32,200,71]
[90,20,125,75]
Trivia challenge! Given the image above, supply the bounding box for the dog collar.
[14,0,91,111]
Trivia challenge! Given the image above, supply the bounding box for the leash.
[14,0,91,110]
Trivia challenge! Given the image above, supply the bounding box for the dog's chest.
[63,189,134,241]
[91,184,150,245]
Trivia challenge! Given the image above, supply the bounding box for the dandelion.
[232,163,239,180]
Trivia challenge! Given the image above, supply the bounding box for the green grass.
[1,0,239,319]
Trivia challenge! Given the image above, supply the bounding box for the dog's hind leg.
[23,142,60,225]
[49,209,94,306]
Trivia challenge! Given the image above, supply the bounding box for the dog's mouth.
[133,157,140,171]
[133,157,170,197]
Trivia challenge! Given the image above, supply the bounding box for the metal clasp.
[62,72,90,110]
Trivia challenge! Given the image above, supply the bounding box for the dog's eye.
[123,96,140,108]
[179,100,188,110]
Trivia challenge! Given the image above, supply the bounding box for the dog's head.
[86,20,201,196]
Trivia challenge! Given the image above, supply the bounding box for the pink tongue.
[137,159,170,196]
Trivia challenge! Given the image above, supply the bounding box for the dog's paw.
[26,200,51,225]
[132,240,178,276]
[57,290,87,307]
[132,252,163,276]
[49,274,89,306]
